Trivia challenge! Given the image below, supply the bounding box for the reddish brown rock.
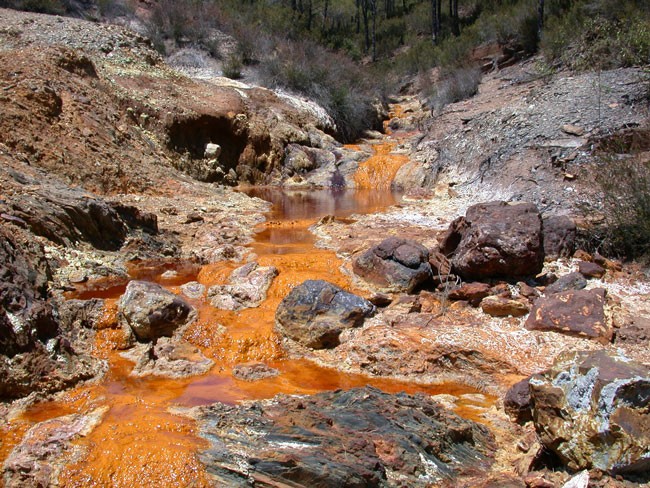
[353,237,432,293]
[525,289,611,342]
[574,249,593,261]
[504,376,535,424]
[542,215,576,259]
[517,282,540,299]
[614,316,650,345]
[481,296,529,317]
[578,261,606,279]
[448,282,491,306]
[442,201,544,280]
[593,253,622,271]
[232,362,280,381]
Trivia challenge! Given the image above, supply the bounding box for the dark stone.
[529,350,650,474]
[504,377,537,424]
[353,237,432,293]
[368,293,392,307]
[118,281,196,341]
[275,280,375,349]
[442,201,544,280]
[542,216,576,259]
[525,289,611,343]
[448,282,491,307]
[578,261,606,279]
[193,386,495,487]
[544,272,587,294]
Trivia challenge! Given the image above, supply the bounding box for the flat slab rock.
[190,386,495,487]
[525,288,611,343]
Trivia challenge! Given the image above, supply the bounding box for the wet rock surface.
[352,237,432,293]
[2,407,107,488]
[231,362,280,382]
[275,280,375,349]
[191,386,496,487]
[525,289,611,342]
[207,261,278,310]
[118,280,196,341]
[529,350,650,475]
[442,201,544,280]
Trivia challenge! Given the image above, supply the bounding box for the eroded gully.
[0,106,494,487]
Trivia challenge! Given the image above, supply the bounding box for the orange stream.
[353,105,410,190]
[1,107,494,487]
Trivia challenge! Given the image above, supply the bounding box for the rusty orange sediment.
[0,105,494,487]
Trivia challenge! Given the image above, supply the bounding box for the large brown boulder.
[529,350,650,474]
[118,281,196,341]
[441,201,544,280]
[525,289,612,343]
[191,387,496,487]
[352,237,432,293]
[542,215,576,259]
[275,280,375,349]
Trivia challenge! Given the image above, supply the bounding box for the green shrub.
[587,129,650,258]
[429,66,482,112]
[222,55,243,79]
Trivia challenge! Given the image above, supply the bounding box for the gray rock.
[118,280,196,341]
[275,280,375,349]
[124,338,214,378]
[544,272,587,294]
[204,142,221,158]
[208,262,278,311]
[352,237,432,293]
[231,362,280,381]
[180,281,206,299]
[529,350,650,474]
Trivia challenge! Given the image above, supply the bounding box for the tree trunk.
[356,0,361,33]
[371,0,377,61]
[452,0,459,36]
[538,0,544,38]
[306,0,313,31]
[362,0,370,52]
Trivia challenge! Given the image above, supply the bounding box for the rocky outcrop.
[441,201,544,280]
[542,216,576,259]
[118,281,196,341]
[525,289,611,343]
[352,237,432,293]
[529,350,650,474]
[577,261,605,279]
[0,225,101,399]
[191,387,495,487]
[207,261,278,310]
[275,280,375,349]
[2,407,108,488]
